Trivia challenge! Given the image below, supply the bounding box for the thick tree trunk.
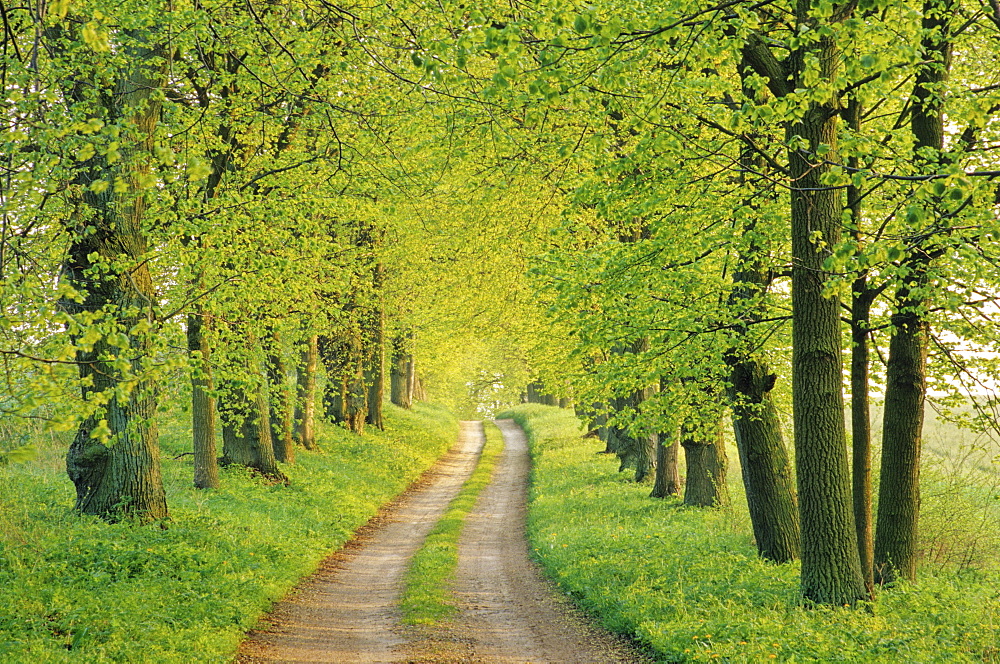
[785,4,868,603]
[726,100,800,562]
[294,334,318,450]
[526,382,542,403]
[62,35,168,522]
[681,419,728,507]
[265,333,295,464]
[188,310,220,490]
[650,432,682,498]
[875,309,928,584]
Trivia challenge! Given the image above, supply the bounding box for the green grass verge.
[501,403,1000,664]
[0,402,458,663]
[400,420,504,625]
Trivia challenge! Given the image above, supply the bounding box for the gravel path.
[236,419,651,664]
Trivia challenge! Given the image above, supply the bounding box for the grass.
[400,419,504,625]
[0,401,458,663]
[501,403,1000,663]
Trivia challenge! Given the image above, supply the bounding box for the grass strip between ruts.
[400,420,505,625]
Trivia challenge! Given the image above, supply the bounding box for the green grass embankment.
[400,420,504,625]
[0,402,458,663]
[502,403,1000,663]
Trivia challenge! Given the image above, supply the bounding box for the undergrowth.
[502,403,1000,663]
[0,402,458,663]
[400,420,504,625]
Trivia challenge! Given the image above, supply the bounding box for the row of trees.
[421,0,998,604]
[3,0,999,608]
[0,1,556,523]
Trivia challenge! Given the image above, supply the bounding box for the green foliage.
[508,405,1000,663]
[0,402,457,662]
[400,421,504,625]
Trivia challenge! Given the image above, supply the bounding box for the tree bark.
[188,309,220,490]
[62,31,168,522]
[785,3,868,603]
[364,292,385,430]
[726,85,800,562]
[730,360,800,562]
[846,95,876,594]
[681,419,728,507]
[389,331,413,409]
[650,432,682,498]
[873,0,951,586]
[219,377,286,481]
[294,334,318,450]
[265,332,295,464]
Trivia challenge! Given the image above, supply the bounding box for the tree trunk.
[730,360,800,562]
[873,0,950,586]
[389,331,413,409]
[265,333,295,464]
[847,95,876,594]
[650,432,681,498]
[363,263,385,429]
[188,309,220,490]
[681,419,728,507]
[62,32,168,522]
[785,3,868,603]
[320,328,368,435]
[874,308,928,584]
[294,334,318,450]
[219,379,286,482]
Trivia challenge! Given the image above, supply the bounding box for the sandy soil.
[235,419,651,664]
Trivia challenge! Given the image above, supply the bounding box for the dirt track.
[236,419,649,664]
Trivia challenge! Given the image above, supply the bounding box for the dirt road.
[236,419,649,664]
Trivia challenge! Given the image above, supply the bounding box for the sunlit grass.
[504,404,1000,663]
[0,401,458,663]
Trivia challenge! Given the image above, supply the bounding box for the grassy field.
[0,401,458,663]
[502,403,1000,663]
